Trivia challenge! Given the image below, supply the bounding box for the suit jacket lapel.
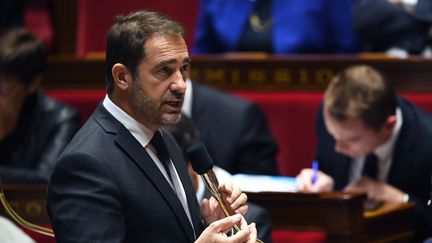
[95,106,197,242]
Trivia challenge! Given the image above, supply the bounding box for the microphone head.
[186,143,213,175]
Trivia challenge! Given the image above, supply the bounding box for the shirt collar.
[374,108,403,163]
[182,78,193,117]
[102,95,154,147]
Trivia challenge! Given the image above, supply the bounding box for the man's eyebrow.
[154,57,191,70]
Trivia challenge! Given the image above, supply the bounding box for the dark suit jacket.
[191,82,279,175]
[354,0,432,53]
[48,104,204,243]
[0,91,80,183]
[315,97,432,241]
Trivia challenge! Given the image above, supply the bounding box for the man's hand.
[296,168,334,193]
[200,182,249,226]
[344,176,406,202]
[195,214,257,243]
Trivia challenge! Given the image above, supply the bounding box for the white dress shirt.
[349,108,403,183]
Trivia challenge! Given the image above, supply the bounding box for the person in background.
[164,113,273,243]
[48,10,257,242]
[296,65,432,241]
[354,0,432,57]
[0,0,24,29]
[193,0,360,54]
[182,79,279,175]
[0,27,80,183]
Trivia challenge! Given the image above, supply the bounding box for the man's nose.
[170,70,186,93]
[334,141,348,154]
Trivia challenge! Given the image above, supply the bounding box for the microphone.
[186,143,263,243]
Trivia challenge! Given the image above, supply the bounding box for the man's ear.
[27,75,42,94]
[112,63,133,91]
[384,114,397,131]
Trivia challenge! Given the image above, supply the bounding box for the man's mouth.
[162,100,183,110]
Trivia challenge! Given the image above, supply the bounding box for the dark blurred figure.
[183,79,279,175]
[193,0,360,54]
[0,0,25,29]
[0,28,80,183]
[354,0,432,57]
[164,114,273,243]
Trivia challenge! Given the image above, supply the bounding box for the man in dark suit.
[296,65,432,241]
[182,79,279,175]
[354,0,432,56]
[47,10,257,243]
[164,114,273,243]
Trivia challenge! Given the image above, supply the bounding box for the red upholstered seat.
[76,0,199,56]
[46,90,105,126]
[23,0,55,52]
[20,225,55,243]
[272,229,326,243]
[233,91,323,176]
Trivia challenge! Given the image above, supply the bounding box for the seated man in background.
[164,114,273,243]
[296,65,432,241]
[354,0,432,57]
[183,79,279,175]
[0,27,80,183]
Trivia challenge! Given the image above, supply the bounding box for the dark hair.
[0,27,46,85]
[163,114,198,159]
[105,10,185,94]
[324,65,397,131]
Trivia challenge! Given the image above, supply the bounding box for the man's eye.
[159,67,172,74]
[180,64,190,73]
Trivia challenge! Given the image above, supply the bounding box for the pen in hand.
[312,160,319,186]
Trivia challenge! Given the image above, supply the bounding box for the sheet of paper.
[231,174,298,193]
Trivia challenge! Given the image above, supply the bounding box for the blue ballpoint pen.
[312,160,319,186]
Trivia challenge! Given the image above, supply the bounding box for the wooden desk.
[0,185,415,242]
[0,184,50,225]
[45,54,432,91]
[248,192,414,243]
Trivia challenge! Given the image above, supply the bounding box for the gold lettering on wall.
[231,69,241,84]
[299,69,309,84]
[25,201,42,216]
[273,69,292,83]
[316,68,334,84]
[189,69,199,81]
[249,69,267,84]
[204,69,226,84]
[191,65,337,88]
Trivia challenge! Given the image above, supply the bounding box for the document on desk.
[231,174,298,193]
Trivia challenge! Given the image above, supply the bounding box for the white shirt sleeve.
[0,216,35,243]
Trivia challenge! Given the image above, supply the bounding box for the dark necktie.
[150,131,174,183]
[362,153,378,179]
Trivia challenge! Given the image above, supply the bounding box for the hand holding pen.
[296,160,334,192]
[312,160,319,186]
